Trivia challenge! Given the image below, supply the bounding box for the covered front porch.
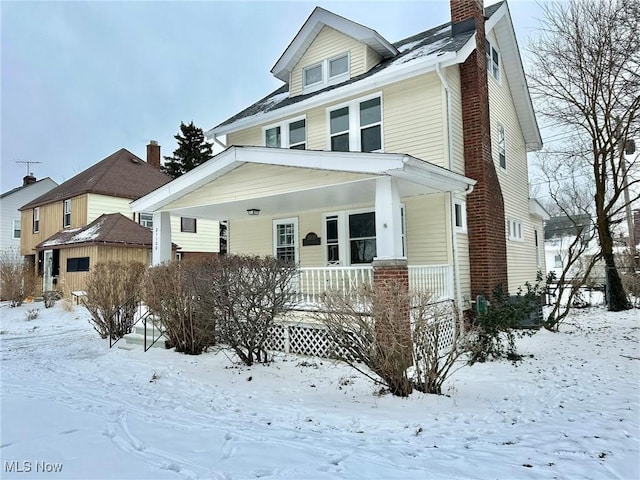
[132,146,475,303]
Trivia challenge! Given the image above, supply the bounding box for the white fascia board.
[131,148,243,213]
[209,50,460,139]
[391,157,476,192]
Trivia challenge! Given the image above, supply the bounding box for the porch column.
[372,177,412,383]
[374,176,404,260]
[152,211,172,265]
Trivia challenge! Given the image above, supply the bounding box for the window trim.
[33,207,40,233]
[507,218,524,242]
[262,115,307,149]
[326,92,383,153]
[12,219,21,239]
[180,217,197,233]
[497,123,506,170]
[272,217,299,264]
[63,199,72,228]
[486,39,501,83]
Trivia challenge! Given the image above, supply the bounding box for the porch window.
[328,94,382,153]
[12,219,21,239]
[326,215,339,264]
[264,118,306,149]
[349,212,376,264]
[139,213,153,229]
[180,217,197,233]
[67,256,89,273]
[33,207,40,233]
[486,39,500,82]
[63,199,71,228]
[273,217,298,263]
[497,123,506,169]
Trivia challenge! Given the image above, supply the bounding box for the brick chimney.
[23,174,37,186]
[452,0,508,299]
[146,140,161,170]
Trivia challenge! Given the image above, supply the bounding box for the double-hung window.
[497,123,506,169]
[12,219,21,239]
[486,39,500,82]
[264,117,306,149]
[33,207,40,233]
[273,218,298,264]
[328,95,383,153]
[63,199,71,228]
[139,213,153,229]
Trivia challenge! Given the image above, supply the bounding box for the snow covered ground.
[1,301,638,479]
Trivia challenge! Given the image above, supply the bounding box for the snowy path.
[1,304,638,479]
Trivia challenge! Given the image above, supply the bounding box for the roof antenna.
[16,160,42,176]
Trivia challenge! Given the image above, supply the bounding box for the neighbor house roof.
[1,177,58,200]
[544,215,593,241]
[21,149,171,210]
[36,213,154,250]
[206,2,545,150]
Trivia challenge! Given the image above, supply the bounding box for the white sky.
[1,0,549,192]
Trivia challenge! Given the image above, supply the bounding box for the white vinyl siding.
[170,217,219,253]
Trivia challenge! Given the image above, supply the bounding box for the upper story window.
[328,94,382,153]
[497,123,506,169]
[12,219,21,239]
[63,199,71,228]
[302,52,350,93]
[264,117,306,150]
[139,213,153,229]
[33,207,40,233]
[486,39,500,82]
[180,217,197,233]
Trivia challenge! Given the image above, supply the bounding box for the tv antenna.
[16,160,42,175]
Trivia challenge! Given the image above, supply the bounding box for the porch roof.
[131,146,475,220]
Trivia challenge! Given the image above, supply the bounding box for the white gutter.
[436,62,465,317]
[212,133,227,150]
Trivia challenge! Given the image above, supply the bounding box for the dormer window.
[302,52,350,93]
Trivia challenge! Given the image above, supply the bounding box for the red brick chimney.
[23,174,37,186]
[452,0,508,299]
[146,140,161,170]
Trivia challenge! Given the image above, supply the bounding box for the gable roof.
[21,149,171,210]
[0,177,58,200]
[544,215,593,241]
[271,7,399,83]
[208,2,542,151]
[36,213,153,250]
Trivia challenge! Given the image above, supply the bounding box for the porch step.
[121,318,167,350]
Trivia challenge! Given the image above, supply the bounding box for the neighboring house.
[132,0,546,310]
[20,143,219,293]
[544,214,599,280]
[0,176,58,255]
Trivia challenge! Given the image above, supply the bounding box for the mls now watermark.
[4,461,63,474]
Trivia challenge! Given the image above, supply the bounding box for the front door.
[43,249,54,292]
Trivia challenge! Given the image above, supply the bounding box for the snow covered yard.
[1,302,638,480]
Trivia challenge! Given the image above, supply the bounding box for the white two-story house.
[133,0,545,311]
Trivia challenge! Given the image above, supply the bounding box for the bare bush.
[0,248,32,306]
[83,261,146,339]
[208,255,298,366]
[317,284,466,397]
[25,309,40,321]
[143,260,215,355]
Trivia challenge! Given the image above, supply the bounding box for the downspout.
[212,133,227,150]
[436,63,465,315]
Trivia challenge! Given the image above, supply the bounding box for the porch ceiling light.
[247,208,261,216]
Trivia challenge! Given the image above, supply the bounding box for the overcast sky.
[1,0,548,192]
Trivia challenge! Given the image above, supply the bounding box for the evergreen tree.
[162,121,214,178]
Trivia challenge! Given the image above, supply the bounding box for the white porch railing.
[293,264,454,306]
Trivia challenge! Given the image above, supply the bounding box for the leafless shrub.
[25,309,40,321]
[0,248,32,306]
[316,283,466,397]
[208,255,298,366]
[83,261,146,339]
[143,260,215,355]
[43,290,62,308]
[618,249,640,307]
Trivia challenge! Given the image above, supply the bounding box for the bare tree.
[529,0,640,311]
